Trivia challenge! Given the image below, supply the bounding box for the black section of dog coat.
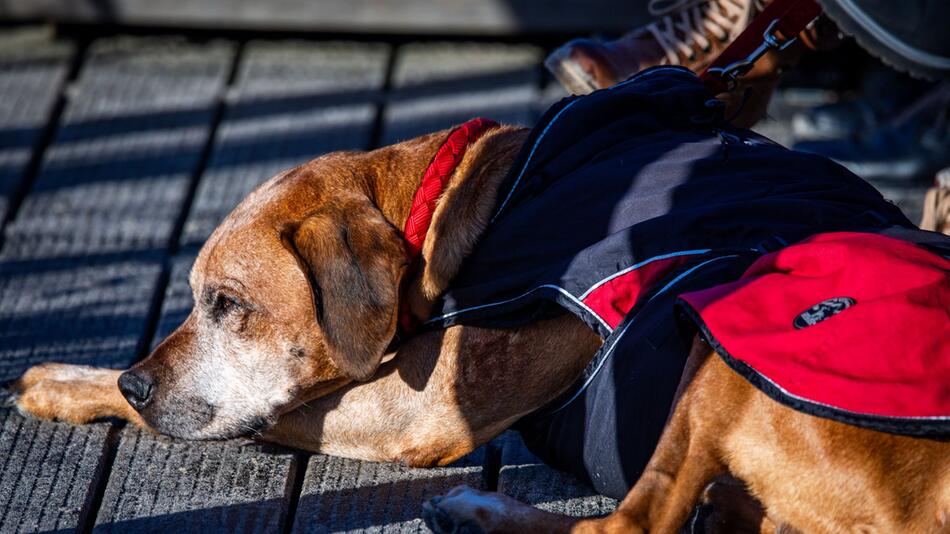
[428,67,917,499]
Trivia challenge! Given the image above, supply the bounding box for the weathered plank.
[0,408,111,534]
[0,34,234,379]
[291,454,485,533]
[497,432,616,517]
[382,42,542,145]
[93,40,393,534]
[0,257,162,382]
[2,36,233,259]
[0,27,73,226]
[0,35,235,534]
[180,40,388,247]
[93,427,296,533]
[0,0,651,36]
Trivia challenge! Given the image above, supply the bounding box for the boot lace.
[645,0,760,65]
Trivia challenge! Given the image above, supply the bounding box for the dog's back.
[696,353,950,533]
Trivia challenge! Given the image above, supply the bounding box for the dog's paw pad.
[422,485,533,534]
[422,497,485,534]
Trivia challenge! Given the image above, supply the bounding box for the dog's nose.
[118,370,154,411]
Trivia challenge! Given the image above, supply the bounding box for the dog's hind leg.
[571,366,729,534]
[424,341,736,534]
[422,359,725,534]
[10,363,145,427]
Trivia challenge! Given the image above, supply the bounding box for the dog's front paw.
[423,485,544,534]
[11,363,121,424]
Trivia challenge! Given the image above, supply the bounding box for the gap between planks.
[0,38,87,251]
[72,41,246,534]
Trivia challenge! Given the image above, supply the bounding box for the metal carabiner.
[706,19,799,90]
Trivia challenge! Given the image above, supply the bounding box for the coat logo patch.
[793,297,856,329]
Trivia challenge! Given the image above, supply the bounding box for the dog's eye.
[211,293,242,321]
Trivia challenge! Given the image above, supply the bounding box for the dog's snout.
[118,370,154,411]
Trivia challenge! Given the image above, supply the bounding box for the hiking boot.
[545,0,842,126]
[546,0,768,95]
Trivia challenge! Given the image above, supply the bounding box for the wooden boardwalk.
[0,26,926,534]
[0,27,617,533]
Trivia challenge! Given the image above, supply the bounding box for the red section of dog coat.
[582,253,700,329]
[680,232,950,428]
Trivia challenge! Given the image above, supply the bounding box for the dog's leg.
[10,363,145,427]
[423,341,732,534]
[571,383,726,534]
[569,345,741,534]
[696,476,779,534]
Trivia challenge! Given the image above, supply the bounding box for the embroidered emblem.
[793,297,856,329]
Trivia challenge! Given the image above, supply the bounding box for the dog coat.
[679,231,950,437]
[427,67,947,499]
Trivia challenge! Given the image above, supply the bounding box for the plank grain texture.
[0,408,110,534]
[2,36,233,259]
[497,432,617,517]
[383,42,542,145]
[0,35,233,379]
[0,27,73,226]
[292,453,485,533]
[180,41,387,247]
[0,257,161,382]
[0,35,234,534]
[94,427,296,533]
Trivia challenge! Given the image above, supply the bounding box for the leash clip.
[705,19,798,90]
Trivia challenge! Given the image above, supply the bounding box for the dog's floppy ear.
[284,196,408,381]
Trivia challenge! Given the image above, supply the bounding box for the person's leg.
[546,0,773,94]
[546,1,842,127]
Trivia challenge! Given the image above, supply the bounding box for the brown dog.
[12,124,599,466]
[11,121,950,533]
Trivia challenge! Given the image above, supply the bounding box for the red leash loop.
[700,0,822,94]
[399,117,499,332]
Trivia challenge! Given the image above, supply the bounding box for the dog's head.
[116,125,523,439]
[127,172,407,438]
[119,147,418,438]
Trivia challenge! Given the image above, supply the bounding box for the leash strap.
[400,117,499,331]
[700,0,822,94]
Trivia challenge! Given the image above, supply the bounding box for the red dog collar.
[399,117,499,332]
